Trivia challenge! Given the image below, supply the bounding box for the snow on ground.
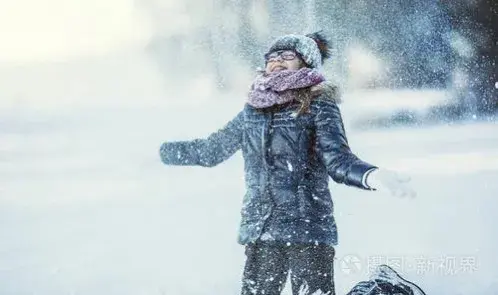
[1,101,497,295]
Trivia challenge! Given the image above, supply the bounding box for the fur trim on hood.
[311,82,342,104]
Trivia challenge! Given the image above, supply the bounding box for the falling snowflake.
[287,161,293,171]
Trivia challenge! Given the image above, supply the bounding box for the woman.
[159,32,415,295]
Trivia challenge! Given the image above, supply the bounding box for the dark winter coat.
[159,88,376,246]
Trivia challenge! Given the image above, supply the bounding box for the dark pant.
[241,241,335,295]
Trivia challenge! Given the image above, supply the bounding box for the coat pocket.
[297,186,333,220]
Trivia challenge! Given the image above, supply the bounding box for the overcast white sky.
[0,0,155,63]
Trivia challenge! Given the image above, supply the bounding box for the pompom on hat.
[265,31,331,69]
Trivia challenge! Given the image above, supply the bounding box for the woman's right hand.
[367,168,416,198]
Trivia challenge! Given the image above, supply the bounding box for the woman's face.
[265,50,304,74]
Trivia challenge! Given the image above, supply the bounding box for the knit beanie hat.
[265,31,331,69]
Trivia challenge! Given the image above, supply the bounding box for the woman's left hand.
[367,168,416,198]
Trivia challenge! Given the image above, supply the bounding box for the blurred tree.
[442,0,498,114]
[137,0,496,115]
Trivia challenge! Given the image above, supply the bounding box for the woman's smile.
[271,64,287,72]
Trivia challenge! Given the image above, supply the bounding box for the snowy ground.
[1,102,497,295]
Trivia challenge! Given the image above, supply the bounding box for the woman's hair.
[294,88,313,116]
[292,57,341,116]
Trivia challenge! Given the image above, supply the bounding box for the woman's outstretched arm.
[313,99,377,190]
[159,111,243,167]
